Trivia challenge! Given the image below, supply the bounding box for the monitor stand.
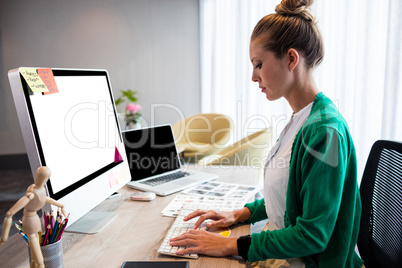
[65,211,117,234]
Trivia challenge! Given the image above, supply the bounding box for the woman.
[170,0,364,267]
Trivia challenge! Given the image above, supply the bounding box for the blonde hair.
[251,0,324,68]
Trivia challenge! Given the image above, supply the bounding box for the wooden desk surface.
[0,165,259,268]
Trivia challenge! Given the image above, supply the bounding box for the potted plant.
[114,89,142,129]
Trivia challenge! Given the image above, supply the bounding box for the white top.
[263,102,313,230]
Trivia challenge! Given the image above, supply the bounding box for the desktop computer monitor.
[8,68,131,233]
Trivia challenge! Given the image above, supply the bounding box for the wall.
[0,0,200,155]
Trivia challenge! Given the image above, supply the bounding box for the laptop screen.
[123,125,181,181]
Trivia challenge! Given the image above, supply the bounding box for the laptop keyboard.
[139,171,190,186]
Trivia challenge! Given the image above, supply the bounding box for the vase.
[126,122,141,130]
[117,113,125,130]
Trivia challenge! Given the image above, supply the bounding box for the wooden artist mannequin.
[0,166,67,268]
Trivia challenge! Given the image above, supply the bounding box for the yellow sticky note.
[19,68,49,93]
[208,226,231,237]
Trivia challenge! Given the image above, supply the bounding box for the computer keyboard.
[140,171,190,186]
[157,212,207,259]
[158,201,242,259]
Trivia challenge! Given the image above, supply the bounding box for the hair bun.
[275,0,315,22]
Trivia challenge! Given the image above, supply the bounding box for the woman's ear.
[287,48,299,72]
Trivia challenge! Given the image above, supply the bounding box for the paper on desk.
[161,195,203,217]
[182,181,259,200]
[161,194,249,217]
[161,181,260,217]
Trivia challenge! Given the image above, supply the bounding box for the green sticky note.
[19,68,49,93]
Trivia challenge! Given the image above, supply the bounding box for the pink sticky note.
[37,68,59,95]
[109,173,117,188]
[114,147,123,163]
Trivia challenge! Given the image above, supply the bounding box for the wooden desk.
[0,165,259,267]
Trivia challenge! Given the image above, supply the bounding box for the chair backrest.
[172,113,233,147]
[357,140,402,268]
[198,127,275,167]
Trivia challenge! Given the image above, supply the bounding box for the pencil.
[54,220,64,241]
[50,218,61,244]
[47,211,52,237]
[46,211,50,226]
[42,224,50,246]
[56,214,69,242]
[14,223,23,232]
[44,212,48,229]
[19,231,28,243]
[50,210,54,227]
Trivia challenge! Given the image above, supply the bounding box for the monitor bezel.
[8,67,131,227]
[19,69,124,200]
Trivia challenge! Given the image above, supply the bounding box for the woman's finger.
[183,209,209,221]
[192,210,218,229]
[169,230,202,245]
[176,246,199,255]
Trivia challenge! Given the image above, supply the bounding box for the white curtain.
[200,0,402,179]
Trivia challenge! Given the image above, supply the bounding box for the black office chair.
[357,140,402,268]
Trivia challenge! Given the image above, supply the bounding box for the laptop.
[123,124,218,196]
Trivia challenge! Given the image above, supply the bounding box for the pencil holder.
[28,238,64,268]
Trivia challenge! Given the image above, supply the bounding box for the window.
[200,0,402,178]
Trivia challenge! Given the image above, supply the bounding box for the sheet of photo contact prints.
[161,194,248,217]
[161,182,260,217]
[183,181,259,200]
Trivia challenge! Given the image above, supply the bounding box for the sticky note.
[116,166,125,184]
[19,68,49,93]
[114,147,123,163]
[108,172,118,188]
[37,68,59,95]
[219,228,231,238]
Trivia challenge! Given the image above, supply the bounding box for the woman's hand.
[169,229,238,257]
[184,209,237,230]
[185,207,252,230]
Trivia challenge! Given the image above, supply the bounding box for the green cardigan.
[245,93,364,267]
